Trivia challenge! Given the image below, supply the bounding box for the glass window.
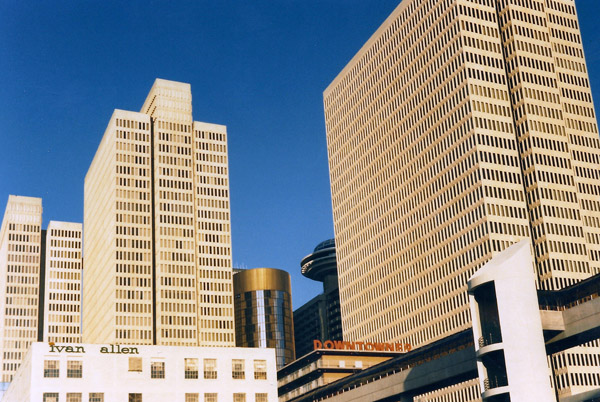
[255,394,268,402]
[151,361,165,379]
[204,393,217,402]
[203,358,217,379]
[67,393,82,402]
[185,358,199,379]
[254,360,267,380]
[43,393,59,402]
[185,394,199,402]
[89,393,104,402]
[232,359,245,379]
[233,394,245,402]
[129,357,142,372]
[44,360,60,378]
[67,360,82,378]
[129,394,142,402]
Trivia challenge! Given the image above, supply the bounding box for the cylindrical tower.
[233,268,295,369]
[294,239,343,358]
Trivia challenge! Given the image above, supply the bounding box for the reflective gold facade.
[324,0,600,398]
[233,268,295,369]
[43,221,82,343]
[84,79,235,347]
[0,196,42,383]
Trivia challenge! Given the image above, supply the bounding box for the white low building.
[2,343,277,402]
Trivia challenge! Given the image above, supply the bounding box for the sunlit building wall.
[0,195,42,383]
[42,221,82,344]
[83,79,235,347]
[323,0,600,398]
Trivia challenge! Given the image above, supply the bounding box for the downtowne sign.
[313,340,411,352]
[48,342,139,354]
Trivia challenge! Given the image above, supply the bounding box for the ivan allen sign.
[48,342,139,354]
[313,340,411,352]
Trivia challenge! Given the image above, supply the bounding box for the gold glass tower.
[42,221,82,343]
[0,196,42,383]
[233,268,295,369]
[84,79,235,347]
[324,0,600,398]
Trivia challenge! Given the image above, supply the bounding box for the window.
[233,394,245,402]
[254,360,267,380]
[255,394,268,402]
[185,394,199,402]
[232,359,245,379]
[129,394,142,402]
[151,361,165,379]
[129,357,142,372]
[204,358,217,379]
[89,394,104,402]
[185,358,198,379]
[67,393,82,402]
[43,394,59,402]
[44,360,59,378]
[204,393,217,402]
[67,360,82,378]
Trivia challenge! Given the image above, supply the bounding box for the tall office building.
[324,0,600,398]
[84,79,235,347]
[42,221,82,343]
[294,239,343,358]
[0,196,42,383]
[233,268,295,369]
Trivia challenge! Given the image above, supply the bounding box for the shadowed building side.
[294,239,343,358]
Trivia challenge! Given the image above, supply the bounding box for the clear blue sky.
[1,1,599,309]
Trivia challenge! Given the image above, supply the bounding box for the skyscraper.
[324,0,600,398]
[0,196,42,383]
[42,221,82,343]
[83,79,235,347]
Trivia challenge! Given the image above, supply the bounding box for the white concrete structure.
[2,343,277,402]
[468,240,555,401]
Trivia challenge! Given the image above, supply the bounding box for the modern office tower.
[84,79,235,347]
[0,195,42,383]
[294,239,343,358]
[233,268,295,369]
[324,0,600,399]
[42,221,82,343]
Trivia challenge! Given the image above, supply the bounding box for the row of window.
[42,392,268,402]
[44,358,268,380]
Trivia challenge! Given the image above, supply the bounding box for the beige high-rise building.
[0,195,42,383]
[84,79,235,347]
[324,0,600,399]
[42,221,82,343]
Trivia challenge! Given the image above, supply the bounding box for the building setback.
[42,221,82,343]
[0,196,42,384]
[83,79,235,347]
[323,0,600,399]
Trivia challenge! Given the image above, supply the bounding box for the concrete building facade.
[233,268,295,369]
[3,342,277,402]
[0,196,43,384]
[83,79,235,347]
[42,221,82,344]
[323,0,600,399]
